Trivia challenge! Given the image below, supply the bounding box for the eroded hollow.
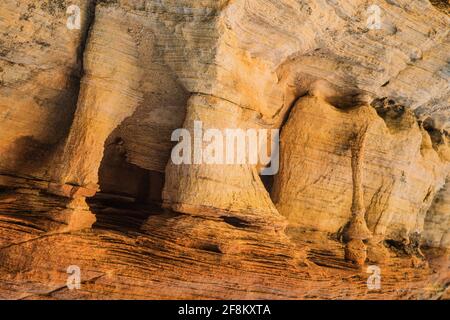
[271,89,450,257]
[221,216,251,229]
[87,133,166,231]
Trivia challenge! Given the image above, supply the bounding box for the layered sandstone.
[272,96,449,247]
[424,175,450,249]
[0,0,449,299]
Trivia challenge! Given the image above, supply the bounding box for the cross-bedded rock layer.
[0,0,449,299]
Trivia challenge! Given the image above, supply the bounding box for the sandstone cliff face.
[0,0,94,179]
[0,0,449,299]
[272,96,450,247]
[424,175,450,249]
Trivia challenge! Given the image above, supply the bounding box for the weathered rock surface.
[0,0,449,299]
[272,95,450,247]
[0,0,94,179]
[424,175,450,249]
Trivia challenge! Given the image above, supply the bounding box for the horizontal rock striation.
[0,0,449,299]
[272,95,449,248]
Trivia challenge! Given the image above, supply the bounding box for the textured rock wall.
[162,0,450,237]
[271,95,450,246]
[0,0,448,235]
[424,175,450,249]
[0,0,94,179]
[0,0,449,299]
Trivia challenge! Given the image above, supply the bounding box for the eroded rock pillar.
[162,94,286,232]
[49,7,143,230]
[343,124,372,266]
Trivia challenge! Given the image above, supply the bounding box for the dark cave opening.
[87,135,166,231]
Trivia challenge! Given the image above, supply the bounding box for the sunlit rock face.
[0,0,95,179]
[0,0,448,299]
[272,95,449,245]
